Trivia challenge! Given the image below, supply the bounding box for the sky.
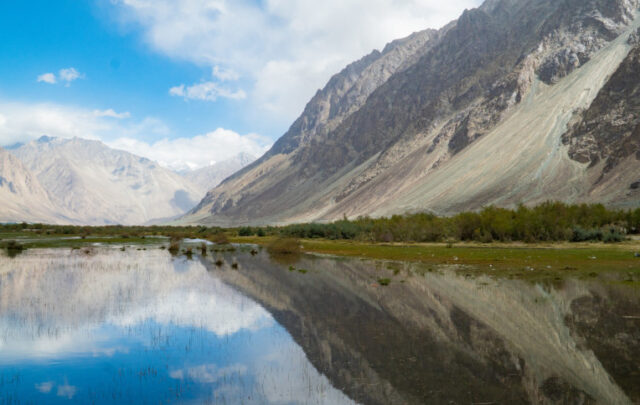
[0,0,481,171]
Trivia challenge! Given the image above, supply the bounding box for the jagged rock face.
[10,137,204,225]
[563,41,640,178]
[0,147,66,224]
[185,0,640,226]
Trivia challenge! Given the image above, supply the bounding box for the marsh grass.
[1,240,25,258]
[378,278,391,286]
[208,233,229,245]
[267,238,301,255]
[168,239,181,255]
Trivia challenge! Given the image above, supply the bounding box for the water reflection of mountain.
[205,252,640,405]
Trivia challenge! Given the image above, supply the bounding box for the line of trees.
[3,202,639,244]
[241,202,639,243]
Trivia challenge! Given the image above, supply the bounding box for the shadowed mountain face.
[203,251,640,405]
[184,0,640,226]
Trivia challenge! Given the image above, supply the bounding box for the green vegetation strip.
[233,236,640,281]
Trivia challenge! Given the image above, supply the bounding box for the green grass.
[231,236,640,284]
[2,229,639,285]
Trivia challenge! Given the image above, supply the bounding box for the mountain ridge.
[7,137,205,225]
[184,0,640,226]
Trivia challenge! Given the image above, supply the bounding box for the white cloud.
[108,128,271,171]
[169,81,246,102]
[93,109,131,119]
[0,101,110,145]
[59,67,83,83]
[37,73,57,84]
[0,100,267,171]
[37,67,84,86]
[212,66,240,82]
[110,0,482,122]
[0,101,168,149]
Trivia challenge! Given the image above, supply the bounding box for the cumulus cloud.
[0,100,266,171]
[169,81,246,102]
[37,73,57,84]
[37,67,84,86]
[212,66,240,82]
[0,101,111,145]
[109,0,482,122]
[108,128,271,171]
[93,109,131,119]
[59,67,83,83]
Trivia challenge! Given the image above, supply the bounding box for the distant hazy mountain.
[0,147,68,224]
[184,0,640,226]
[182,153,256,193]
[10,137,204,225]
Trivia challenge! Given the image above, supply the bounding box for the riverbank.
[232,236,640,284]
[2,229,639,284]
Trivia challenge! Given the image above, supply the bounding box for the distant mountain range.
[0,137,254,225]
[183,0,640,226]
[183,152,256,192]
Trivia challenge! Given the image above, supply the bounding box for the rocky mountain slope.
[10,137,204,225]
[184,0,640,226]
[182,152,256,193]
[0,147,69,224]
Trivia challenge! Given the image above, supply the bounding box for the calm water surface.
[0,247,638,404]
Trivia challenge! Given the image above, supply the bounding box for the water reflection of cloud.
[0,249,273,360]
[109,290,273,337]
[170,364,247,383]
[35,381,54,393]
[56,381,77,399]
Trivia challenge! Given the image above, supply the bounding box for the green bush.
[238,227,253,236]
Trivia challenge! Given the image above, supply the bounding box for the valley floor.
[2,227,639,286]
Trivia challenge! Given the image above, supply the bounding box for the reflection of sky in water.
[0,249,355,404]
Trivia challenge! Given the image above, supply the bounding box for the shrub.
[2,240,25,257]
[238,227,253,237]
[168,239,181,255]
[571,226,602,242]
[209,233,229,244]
[267,238,301,255]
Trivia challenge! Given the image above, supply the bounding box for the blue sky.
[0,0,480,170]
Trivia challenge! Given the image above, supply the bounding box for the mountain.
[184,0,640,226]
[0,147,68,224]
[10,137,204,225]
[182,153,256,193]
